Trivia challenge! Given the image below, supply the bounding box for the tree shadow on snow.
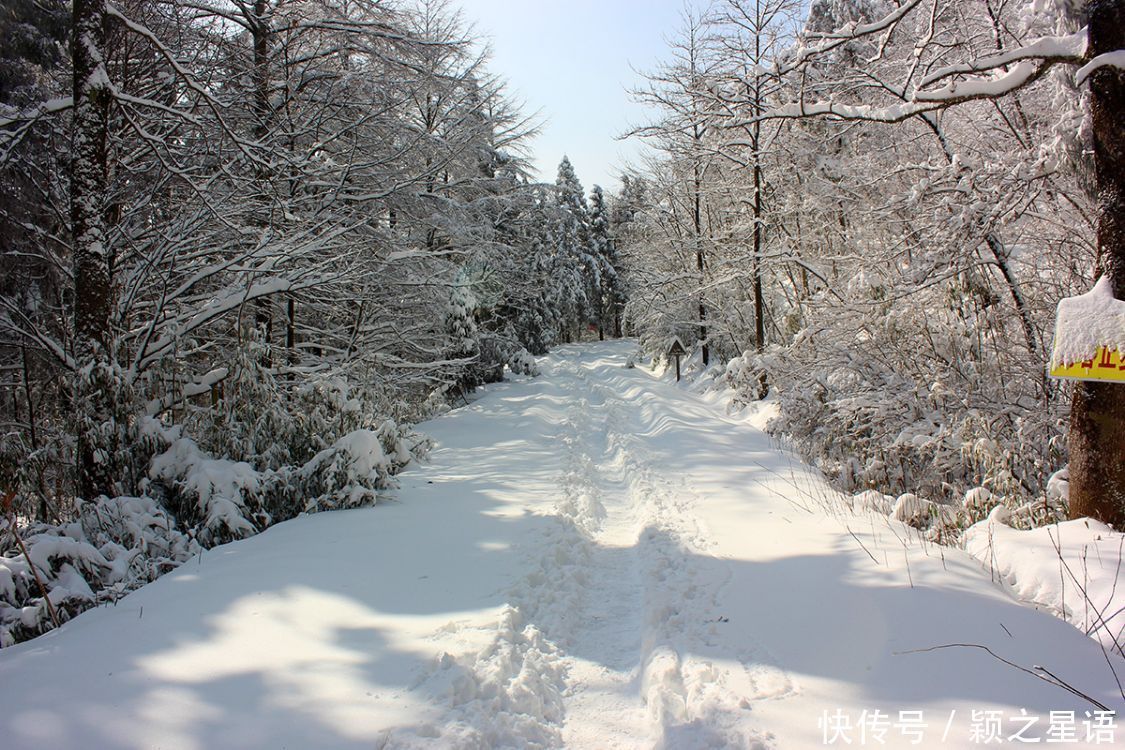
[2,341,1121,748]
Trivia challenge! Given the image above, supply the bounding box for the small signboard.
[1049,277,1125,384]
[668,337,687,381]
[1050,346,1125,383]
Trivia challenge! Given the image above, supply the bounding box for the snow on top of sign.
[1051,276,1125,367]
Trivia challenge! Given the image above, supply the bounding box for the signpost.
[1049,277,1125,384]
[668,337,687,382]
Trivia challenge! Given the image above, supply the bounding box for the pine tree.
[445,277,481,398]
[554,156,597,340]
[588,185,621,339]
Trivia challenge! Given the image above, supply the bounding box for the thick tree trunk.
[71,0,116,499]
[1068,0,1125,527]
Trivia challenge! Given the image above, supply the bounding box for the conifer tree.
[588,185,621,339]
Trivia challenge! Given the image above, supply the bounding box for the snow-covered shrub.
[889,493,956,533]
[0,495,200,645]
[77,495,198,587]
[724,349,778,408]
[752,318,1065,519]
[507,347,540,377]
[70,356,165,500]
[961,486,999,525]
[149,433,267,546]
[1,414,428,645]
[193,336,299,472]
[1047,468,1069,506]
[1,515,107,643]
[476,334,508,385]
[298,422,419,512]
[851,490,894,515]
[890,493,929,526]
[955,478,1067,538]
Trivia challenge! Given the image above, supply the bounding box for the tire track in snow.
[382,375,585,749]
[383,605,568,749]
[383,355,618,749]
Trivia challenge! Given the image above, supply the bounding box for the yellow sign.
[1050,346,1125,383]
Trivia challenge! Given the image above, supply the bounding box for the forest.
[1,0,1123,656]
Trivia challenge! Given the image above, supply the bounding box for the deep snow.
[965,516,1125,654]
[0,341,1121,748]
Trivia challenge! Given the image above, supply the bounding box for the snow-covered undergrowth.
[830,479,1125,652]
[718,337,1074,542]
[0,416,423,647]
[711,343,1125,655]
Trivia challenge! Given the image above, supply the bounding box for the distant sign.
[1050,346,1125,383]
[668,337,687,381]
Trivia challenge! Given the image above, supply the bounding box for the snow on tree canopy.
[1049,276,1125,368]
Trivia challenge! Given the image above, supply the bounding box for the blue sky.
[459,0,695,194]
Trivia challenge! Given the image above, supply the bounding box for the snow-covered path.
[1,341,1121,749]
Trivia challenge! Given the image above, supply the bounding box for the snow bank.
[1050,276,1125,367]
[964,517,1125,652]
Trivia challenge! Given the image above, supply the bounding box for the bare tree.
[753,0,1124,523]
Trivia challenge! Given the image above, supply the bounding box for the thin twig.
[896,643,1112,711]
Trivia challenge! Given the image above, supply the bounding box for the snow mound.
[964,517,1125,652]
[851,490,894,515]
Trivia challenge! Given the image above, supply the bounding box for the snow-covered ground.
[1,340,1121,748]
[965,516,1125,654]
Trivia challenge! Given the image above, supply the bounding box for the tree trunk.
[1068,0,1125,527]
[752,116,768,398]
[21,346,48,521]
[72,0,116,499]
[287,296,296,365]
[251,0,272,365]
[694,157,709,366]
